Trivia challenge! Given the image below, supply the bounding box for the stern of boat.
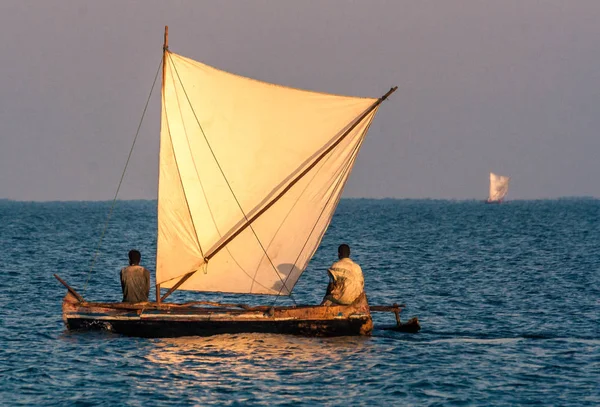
[353,292,373,335]
[62,291,80,326]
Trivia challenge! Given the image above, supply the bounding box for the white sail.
[488,172,510,202]
[156,51,380,295]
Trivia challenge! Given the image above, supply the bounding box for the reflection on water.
[139,335,378,404]
[148,334,370,369]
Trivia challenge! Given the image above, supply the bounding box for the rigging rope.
[161,80,205,258]
[83,56,163,294]
[167,53,296,303]
[270,123,369,307]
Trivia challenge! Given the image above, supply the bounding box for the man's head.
[338,244,350,259]
[128,249,141,266]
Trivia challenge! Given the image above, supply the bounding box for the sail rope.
[247,150,334,294]
[271,122,369,306]
[197,89,395,268]
[267,97,386,304]
[162,67,205,258]
[163,64,272,293]
[83,56,163,294]
[167,53,295,303]
[247,117,355,298]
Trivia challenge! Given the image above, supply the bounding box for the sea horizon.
[1,196,598,203]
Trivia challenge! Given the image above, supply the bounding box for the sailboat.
[55,27,420,337]
[486,172,510,204]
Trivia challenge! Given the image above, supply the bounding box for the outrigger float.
[56,27,420,338]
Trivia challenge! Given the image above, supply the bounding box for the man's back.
[327,257,364,305]
[120,265,150,303]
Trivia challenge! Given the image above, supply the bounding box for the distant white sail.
[488,172,510,202]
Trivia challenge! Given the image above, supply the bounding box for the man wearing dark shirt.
[120,249,150,303]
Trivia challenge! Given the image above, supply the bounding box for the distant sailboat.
[486,172,510,203]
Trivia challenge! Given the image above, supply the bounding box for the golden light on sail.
[157,51,381,296]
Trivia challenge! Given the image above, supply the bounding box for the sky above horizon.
[1,1,599,201]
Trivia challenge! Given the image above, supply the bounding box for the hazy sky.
[1,1,599,201]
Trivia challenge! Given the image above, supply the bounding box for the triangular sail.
[157,51,380,295]
[488,172,510,202]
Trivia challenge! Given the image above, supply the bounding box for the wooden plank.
[54,274,85,303]
[160,271,196,302]
[370,304,405,312]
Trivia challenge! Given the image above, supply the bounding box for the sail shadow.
[267,263,302,295]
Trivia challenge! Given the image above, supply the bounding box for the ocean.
[1,199,598,406]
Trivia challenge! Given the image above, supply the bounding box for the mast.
[156,26,168,304]
[163,26,169,82]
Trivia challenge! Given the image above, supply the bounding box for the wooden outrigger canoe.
[58,28,422,338]
[58,275,420,337]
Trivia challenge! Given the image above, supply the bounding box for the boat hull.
[65,315,372,338]
[62,292,373,338]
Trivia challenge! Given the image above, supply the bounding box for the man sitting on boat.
[120,249,150,303]
[321,244,365,306]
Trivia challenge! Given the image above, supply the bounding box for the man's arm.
[120,270,125,293]
[144,269,150,299]
[324,269,335,296]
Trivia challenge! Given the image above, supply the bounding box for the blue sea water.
[0,199,598,406]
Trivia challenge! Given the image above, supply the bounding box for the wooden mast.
[163,26,169,79]
[156,26,169,304]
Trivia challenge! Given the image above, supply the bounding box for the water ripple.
[0,199,599,406]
